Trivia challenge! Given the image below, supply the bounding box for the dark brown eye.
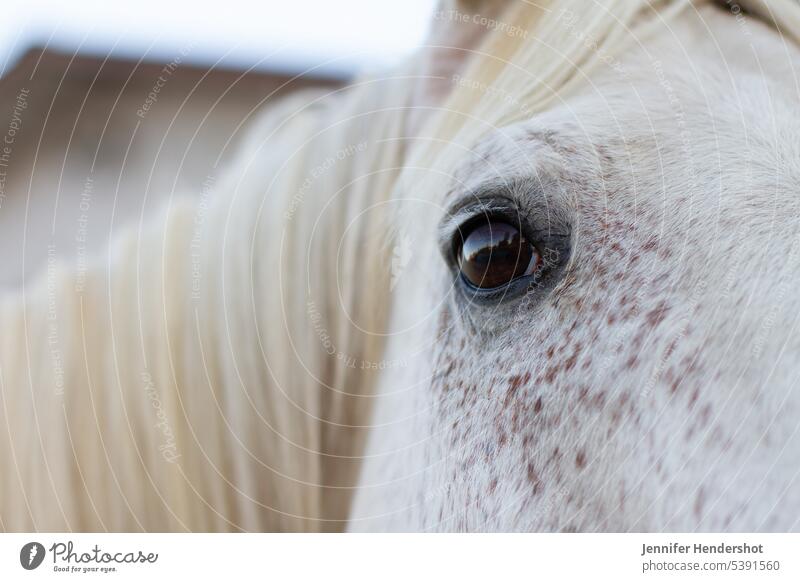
[457,221,541,289]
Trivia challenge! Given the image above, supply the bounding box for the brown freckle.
[505,372,531,407]
[694,486,705,520]
[698,404,713,428]
[534,397,543,414]
[722,437,734,453]
[507,371,531,393]
[663,339,679,361]
[575,450,587,469]
[511,408,522,432]
[488,477,498,494]
[592,391,607,408]
[546,346,556,359]
[645,301,670,328]
[652,273,669,285]
[498,431,508,447]
[642,237,658,251]
[526,462,542,495]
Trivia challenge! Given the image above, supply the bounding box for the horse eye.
[457,220,541,289]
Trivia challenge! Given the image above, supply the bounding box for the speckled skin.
[349,6,800,531]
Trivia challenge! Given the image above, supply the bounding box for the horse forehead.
[448,11,800,196]
[448,128,577,198]
[447,82,690,194]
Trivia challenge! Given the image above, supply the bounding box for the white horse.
[2,0,800,532]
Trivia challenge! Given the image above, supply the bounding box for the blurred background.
[0,0,436,288]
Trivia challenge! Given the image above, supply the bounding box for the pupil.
[458,221,537,289]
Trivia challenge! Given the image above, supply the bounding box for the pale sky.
[0,0,437,78]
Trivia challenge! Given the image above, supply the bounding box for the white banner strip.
[0,533,798,581]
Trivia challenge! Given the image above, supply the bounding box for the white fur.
[2,0,800,532]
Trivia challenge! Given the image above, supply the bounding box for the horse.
[2,0,800,532]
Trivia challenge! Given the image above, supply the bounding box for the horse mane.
[1,0,798,531]
[0,76,411,531]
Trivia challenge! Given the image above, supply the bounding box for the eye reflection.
[457,221,541,289]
